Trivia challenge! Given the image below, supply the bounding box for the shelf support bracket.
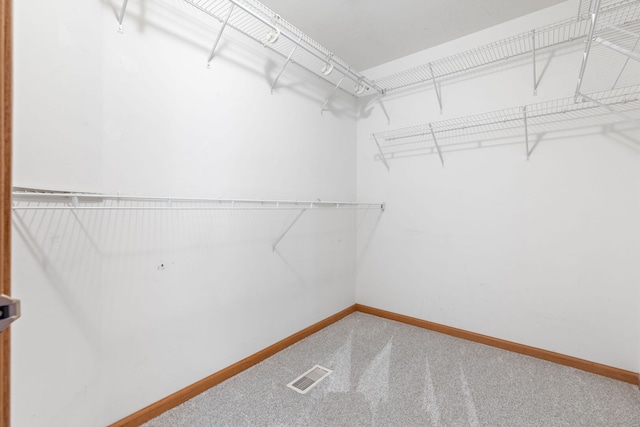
[372,135,390,171]
[376,94,391,125]
[207,4,235,67]
[532,30,538,95]
[593,36,640,63]
[428,123,444,166]
[429,63,443,113]
[271,37,302,93]
[578,93,640,126]
[575,0,601,101]
[117,0,129,33]
[523,106,530,159]
[272,209,306,252]
[321,72,347,113]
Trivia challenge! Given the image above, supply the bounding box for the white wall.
[12,1,359,426]
[357,2,640,373]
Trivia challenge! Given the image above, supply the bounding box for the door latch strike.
[0,294,21,333]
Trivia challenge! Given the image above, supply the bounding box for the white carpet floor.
[142,312,640,426]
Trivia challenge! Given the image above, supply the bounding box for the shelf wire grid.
[374,1,640,94]
[577,0,638,18]
[374,17,591,93]
[11,189,384,211]
[182,0,381,96]
[371,85,640,159]
[577,0,640,93]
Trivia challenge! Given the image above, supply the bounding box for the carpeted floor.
[142,312,640,426]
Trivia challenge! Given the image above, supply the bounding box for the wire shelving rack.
[11,189,384,212]
[116,0,382,101]
[373,0,640,106]
[370,85,640,169]
[12,189,385,251]
[375,17,590,96]
[575,0,640,97]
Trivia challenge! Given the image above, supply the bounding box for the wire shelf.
[11,189,385,211]
[374,1,640,95]
[370,85,640,165]
[374,17,590,93]
[180,0,382,97]
[576,0,640,94]
[577,0,637,18]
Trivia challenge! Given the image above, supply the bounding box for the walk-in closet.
[2,0,640,426]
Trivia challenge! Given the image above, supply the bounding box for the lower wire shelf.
[370,85,640,168]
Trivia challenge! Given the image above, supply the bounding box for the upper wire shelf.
[118,0,382,99]
[370,85,640,168]
[373,0,640,97]
[577,0,639,18]
[11,189,384,211]
[374,17,590,94]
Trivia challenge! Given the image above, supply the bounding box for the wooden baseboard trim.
[355,304,639,386]
[109,304,357,427]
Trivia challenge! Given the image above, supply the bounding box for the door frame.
[1,0,12,426]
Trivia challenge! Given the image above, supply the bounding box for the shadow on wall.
[11,203,359,350]
[101,0,357,118]
[356,208,384,266]
[371,105,640,167]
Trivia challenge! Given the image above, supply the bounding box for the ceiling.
[259,0,567,71]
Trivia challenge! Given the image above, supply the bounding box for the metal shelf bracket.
[523,105,531,159]
[207,4,235,67]
[321,72,347,113]
[271,36,302,93]
[372,135,390,171]
[376,94,391,125]
[428,123,445,166]
[429,63,443,113]
[117,0,129,33]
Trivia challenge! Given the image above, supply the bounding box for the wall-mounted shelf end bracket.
[117,0,129,33]
[429,63,443,113]
[523,105,531,159]
[428,123,445,166]
[372,135,390,171]
[376,93,391,125]
[321,72,347,113]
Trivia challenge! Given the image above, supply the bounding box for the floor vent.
[287,365,332,394]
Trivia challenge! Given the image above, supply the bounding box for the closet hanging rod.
[182,0,382,96]
[11,189,385,211]
[225,0,382,94]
